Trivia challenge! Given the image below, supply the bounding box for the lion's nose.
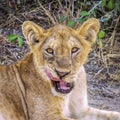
[55,69,71,78]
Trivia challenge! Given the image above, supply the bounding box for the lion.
[0,18,120,120]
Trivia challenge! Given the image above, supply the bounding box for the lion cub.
[0,18,120,120]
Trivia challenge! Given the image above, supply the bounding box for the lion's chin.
[51,85,73,97]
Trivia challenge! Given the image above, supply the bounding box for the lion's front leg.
[68,67,120,120]
[78,107,120,120]
[0,93,27,120]
[57,117,76,120]
[48,115,77,120]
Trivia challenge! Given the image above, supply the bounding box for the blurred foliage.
[0,0,120,51]
[7,34,23,47]
[98,30,105,39]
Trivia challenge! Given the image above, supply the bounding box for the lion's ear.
[22,21,45,46]
[77,18,100,44]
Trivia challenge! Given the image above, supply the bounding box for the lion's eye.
[71,47,79,54]
[46,48,54,55]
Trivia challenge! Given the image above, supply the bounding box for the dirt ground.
[86,65,120,112]
[0,27,120,113]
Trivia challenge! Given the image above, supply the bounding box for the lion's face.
[22,19,100,96]
[42,30,84,95]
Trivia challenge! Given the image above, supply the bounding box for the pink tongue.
[59,81,69,90]
[45,68,69,90]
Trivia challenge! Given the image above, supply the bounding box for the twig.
[109,31,116,47]
[88,1,102,14]
[113,15,120,31]
[110,16,120,46]
[12,15,23,23]
[37,0,56,25]
[79,1,102,19]
[71,0,75,18]
[65,0,76,20]
[57,0,66,16]
[107,54,120,58]
[92,68,104,79]
[57,0,63,9]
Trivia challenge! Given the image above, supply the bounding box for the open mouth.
[45,68,74,94]
[52,80,74,94]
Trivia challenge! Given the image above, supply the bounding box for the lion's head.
[22,18,100,96]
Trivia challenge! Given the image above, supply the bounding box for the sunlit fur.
[22,20,98,97]
[0,19,120,120]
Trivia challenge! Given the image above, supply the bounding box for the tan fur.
[0,18,120,120]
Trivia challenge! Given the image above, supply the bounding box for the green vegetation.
[7,34,23,47]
